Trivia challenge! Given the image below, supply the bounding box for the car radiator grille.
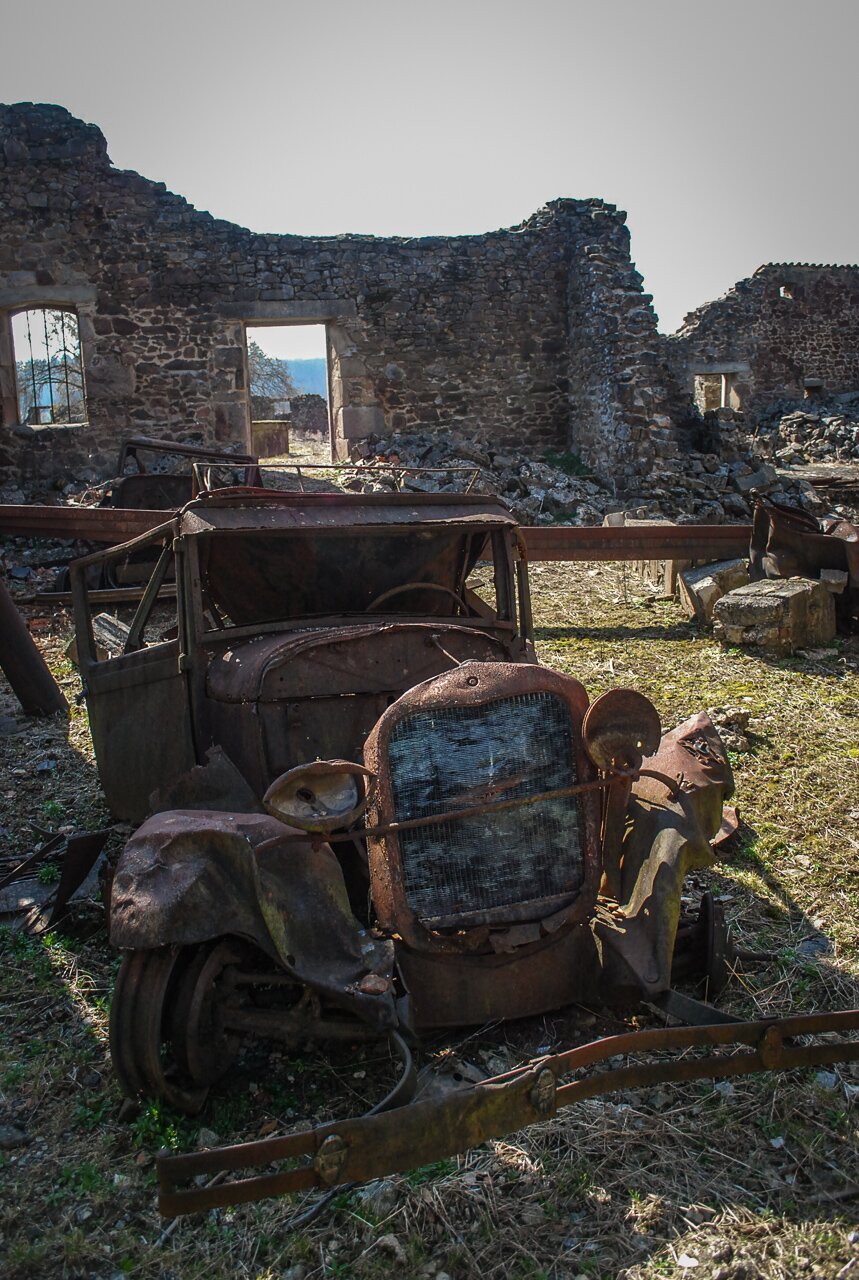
[386,691,585,924]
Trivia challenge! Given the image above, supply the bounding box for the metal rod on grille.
[277,776,615,845]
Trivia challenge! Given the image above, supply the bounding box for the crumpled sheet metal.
[110,810,396,1030]
[750,495,859,592]
[595,711,734,998]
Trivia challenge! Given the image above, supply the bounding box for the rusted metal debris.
[750,494,858,628]
[0,829,110,931]
[61,487,858,1217]
[0,573,68,716]
[157,1008,859,1216]
[523,522,751,563]
[107,436,261,511]
[0,503,161,543]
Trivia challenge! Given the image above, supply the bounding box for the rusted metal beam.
[22,585,178,607]
[0,504,163,543]
[0,503,754,561]
[0,575,68,716]
[523,524,752,562]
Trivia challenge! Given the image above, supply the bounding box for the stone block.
[338,406,385,440]
[679,558,750,623]
[712,577,836,654]
[820,569,848,594]
[733,463,778,494]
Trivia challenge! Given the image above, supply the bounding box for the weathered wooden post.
[0,574,68,716]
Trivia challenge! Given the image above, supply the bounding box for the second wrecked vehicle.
[70,488,859,1215]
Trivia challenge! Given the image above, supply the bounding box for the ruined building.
[1,102,857,498]
[666,265,859,415]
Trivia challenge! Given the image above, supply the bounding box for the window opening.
[245,324,329,461]
[12,307,85,425]
[692,373,722,414]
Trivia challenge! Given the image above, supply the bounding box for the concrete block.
[712,577,836,654]
[679,557,750,623]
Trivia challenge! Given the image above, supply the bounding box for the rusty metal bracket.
[156,1007,859,1218]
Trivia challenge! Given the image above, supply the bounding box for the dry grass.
[1,561,858,1280]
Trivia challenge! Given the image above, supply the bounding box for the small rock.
[815,1071,838,1091]
[196,1127,220,1149]
[769,1135,785,1149]
[797,934,832,960]
[0,1124,30,1150]
[520,1204,546,1226]
[357,1178,398,1214]
[376,1234,406,1263]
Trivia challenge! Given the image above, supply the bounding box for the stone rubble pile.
[751,403,859,465]
[2,419,852,528]
[346,428,825,525]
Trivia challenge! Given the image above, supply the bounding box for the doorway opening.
[245,324,329,459]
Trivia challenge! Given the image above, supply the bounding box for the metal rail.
[0,504,163,543]
[523,523,751,562]
[0,504,753,563]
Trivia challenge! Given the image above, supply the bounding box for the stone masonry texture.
[665,264,859,412]
[0,103,683,492]
[2,103,857,499]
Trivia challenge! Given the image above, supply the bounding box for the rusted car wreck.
[70,487,859,1217]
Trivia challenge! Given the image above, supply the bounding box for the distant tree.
[246,340,297,400]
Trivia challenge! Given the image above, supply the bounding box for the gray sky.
[4,0,857,333]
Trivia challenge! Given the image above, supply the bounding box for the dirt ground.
[1,558,857,1280]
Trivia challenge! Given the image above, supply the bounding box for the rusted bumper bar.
[157,1007,859,1217]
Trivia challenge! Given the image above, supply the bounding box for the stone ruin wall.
[664,264,859,414]
[0,103,680,495]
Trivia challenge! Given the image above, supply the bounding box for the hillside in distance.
[282,358,327,398]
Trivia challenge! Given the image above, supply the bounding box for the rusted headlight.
[583,689,662,774]
[263,760,375,832]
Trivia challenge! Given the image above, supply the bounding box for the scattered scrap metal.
[750,493,859,628]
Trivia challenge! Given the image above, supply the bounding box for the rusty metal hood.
[179,489,518,535]
[206,622,515,703]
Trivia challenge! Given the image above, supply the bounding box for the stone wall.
[665,264,859,414]
[0,102,680,494]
